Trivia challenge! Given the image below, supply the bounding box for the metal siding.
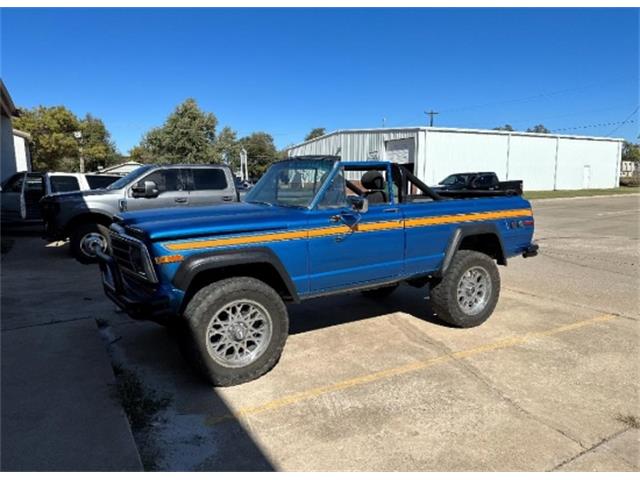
[555,138,621,190]
[508,135,557,190]
[425,131,509,185]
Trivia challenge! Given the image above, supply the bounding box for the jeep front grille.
[110,231,158,283]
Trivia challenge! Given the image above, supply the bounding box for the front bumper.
[97,250,173,321]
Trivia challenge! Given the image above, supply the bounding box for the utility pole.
[424,110,439,127]
[73,131,84,172]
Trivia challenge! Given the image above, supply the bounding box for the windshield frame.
[245,159,338,209]
[106,165,155,191]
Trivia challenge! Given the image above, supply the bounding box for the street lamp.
[73,130,84,173]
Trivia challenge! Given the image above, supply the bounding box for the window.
[473,174,495,188]
[191,169,227,190]
[50,176,80,193]
[317,171,348,209]
[245,159,333,208]
[136,169,184,193]
[2,173,24,193]
[86,175,119,189]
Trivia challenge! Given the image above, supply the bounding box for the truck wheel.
[361,284,398,298]
[70,223,110,264]
[430,250,500,328]
[183,277,289,386]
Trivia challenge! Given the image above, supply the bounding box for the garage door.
[384,138,415,164]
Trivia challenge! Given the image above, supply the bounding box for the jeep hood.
[118,202,307,242]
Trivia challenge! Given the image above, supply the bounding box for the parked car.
[432,172,523,197]
[40,163,239,264]
[0,171,121,225]
[96,156,538,386]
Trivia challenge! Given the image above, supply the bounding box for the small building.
[1,80,32,183]
[286,127,623,191]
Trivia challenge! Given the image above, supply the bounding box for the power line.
[551,118,636,133]
[606,106,639,136]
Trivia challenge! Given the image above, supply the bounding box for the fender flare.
[437,224,507,277]
[172,247,299,302]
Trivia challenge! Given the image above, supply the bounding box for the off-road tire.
[70,223,110,264]
[430,250,500,328]
[361,284,398,298]
[183,277,289,386]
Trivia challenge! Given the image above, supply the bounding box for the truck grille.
[110,231,157,283]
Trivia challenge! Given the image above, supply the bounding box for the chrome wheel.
[80,231,108,258]
[205,299,273,368]
[456,266,492,315]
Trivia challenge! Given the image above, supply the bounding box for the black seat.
[361,170,387,204]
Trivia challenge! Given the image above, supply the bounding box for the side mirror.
[349,195,369,214]
[132,180,159,198]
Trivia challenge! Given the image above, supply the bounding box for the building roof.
[287,126,625,151]
[1,80,19,117]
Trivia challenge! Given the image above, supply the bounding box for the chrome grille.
[109,231,158,283]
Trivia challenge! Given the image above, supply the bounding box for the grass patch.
[525,186,640,200]
[616,413,640,429]
[113,366,171,431]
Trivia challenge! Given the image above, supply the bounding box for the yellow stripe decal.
[165,208,532,252]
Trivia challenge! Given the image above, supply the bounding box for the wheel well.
[181,262,295,312]
[459,233,506,265]
[66,212,113,236]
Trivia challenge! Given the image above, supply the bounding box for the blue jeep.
[97,156,538,386]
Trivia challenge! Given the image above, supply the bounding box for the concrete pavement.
[1,232,142,471]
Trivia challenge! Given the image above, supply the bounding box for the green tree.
[239,132,278,178]
[214,126,241,170]
[13,106,80,171]
[134,98,218,163]
[622,141,640,163]
[305,127,326,141]
[527,124,551,134]
[493,124,514,131]
[79,114,118,171]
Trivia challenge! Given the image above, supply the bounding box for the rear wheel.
[430,250,500,328]
[183,277,289,386]
[70,223,110,264]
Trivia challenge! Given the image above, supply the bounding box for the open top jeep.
[97,156,537,386]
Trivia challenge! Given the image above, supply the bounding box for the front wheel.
[70,223,110,264]
[183,277,289,386]
[429,250,500,328]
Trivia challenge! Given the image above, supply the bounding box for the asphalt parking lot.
[2,194,639,471]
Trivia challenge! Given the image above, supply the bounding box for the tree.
[214,126,242,170]
[133,98,218,163]
[13,106,80,171]
[239,132,278,178]
[493,124,514,131]
[527,124,551,134]
[622,141,640,163]
[305,127,326,141]
[79,114,118,171]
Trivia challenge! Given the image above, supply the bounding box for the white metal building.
[285,127,623,191]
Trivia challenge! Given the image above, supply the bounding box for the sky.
[1,8,638,154]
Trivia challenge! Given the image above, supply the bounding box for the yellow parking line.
[206,313,617,426]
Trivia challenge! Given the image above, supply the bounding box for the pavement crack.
[1,315,93,332]
[549,427,633,471]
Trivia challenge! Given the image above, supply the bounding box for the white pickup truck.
[0,171,121,225]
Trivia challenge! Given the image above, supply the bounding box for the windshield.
[245,159,334,208]
[106,165,155,190]
[440,174,469,186]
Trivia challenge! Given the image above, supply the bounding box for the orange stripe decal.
[164,208,532,252]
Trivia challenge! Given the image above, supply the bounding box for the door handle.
[174,197,188,204]
[383,208,399,213]
[222,195,234,201]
